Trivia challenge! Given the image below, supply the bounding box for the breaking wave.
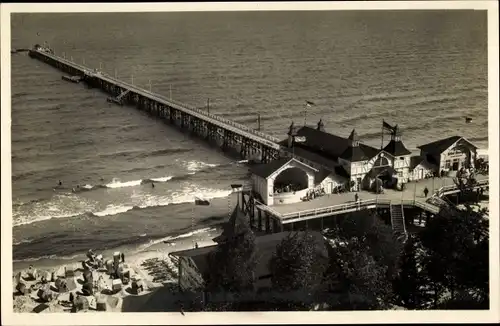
[137,227,217,251]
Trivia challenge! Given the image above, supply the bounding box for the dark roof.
[383,140,412,156]
[410,155,435,170]
[291,126,379,162]
[417,136,477,155]
[334,166,350,179]
[249,158,290,179]
[279,143,338,169]
[170,231,330,280]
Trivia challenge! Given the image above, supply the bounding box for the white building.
[248,120,479,206]
[417,136,478,175]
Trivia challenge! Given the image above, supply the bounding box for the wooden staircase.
[390,203,408,242]
[107,89,130,105]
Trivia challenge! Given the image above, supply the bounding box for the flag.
[230,184,243,192]
[294,136,307,143]
[194,197,210,206]
[382,119,394,133]
[305,101,315,107]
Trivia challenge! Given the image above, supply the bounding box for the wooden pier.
[240,175,489,236]
[29,48,283,163]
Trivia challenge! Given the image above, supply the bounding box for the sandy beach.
[12,237,216,313]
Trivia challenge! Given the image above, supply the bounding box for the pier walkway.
[29,48,282,162]
[254,174,489,224]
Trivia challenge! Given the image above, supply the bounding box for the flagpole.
[381,120,384,150]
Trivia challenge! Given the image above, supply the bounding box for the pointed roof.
[383,139,412,156]
[249,157,318,179]
[213,205,250,243]
[348,129,359,141]
[287,121,298,136]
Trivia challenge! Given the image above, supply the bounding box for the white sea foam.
[150,176,173,182]
[93,204,135,217]
[13,194,97,227]
[106,178,143,189]
[185,160,219,173]
[13,253,80,263]
[137,227,217,251]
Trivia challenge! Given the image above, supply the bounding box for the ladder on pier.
[107,90,130,106]
[390,203,408,242]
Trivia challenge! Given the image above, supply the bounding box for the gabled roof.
[249,158,290,179]
[410,155,435,170]
[417,136,477,155]
[249,157,318,179]
[383,139,412,156]
[292,126,379,162]
[279,143,338,170]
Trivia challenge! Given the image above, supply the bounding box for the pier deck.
[256,174,488,224]
[29,49,283,162]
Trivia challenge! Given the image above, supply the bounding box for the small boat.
[465,117,472,123]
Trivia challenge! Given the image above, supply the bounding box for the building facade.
[248,120,478,205]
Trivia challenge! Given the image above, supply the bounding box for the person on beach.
[152,183,155,188]
[121,252,125,263]
[423,187,429,198]
[354,193,359,202]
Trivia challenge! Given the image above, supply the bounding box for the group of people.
[273,183,302,194]
[302,187,326,202]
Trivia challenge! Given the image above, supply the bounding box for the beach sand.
[12,238,216,313]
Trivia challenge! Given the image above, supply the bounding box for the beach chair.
[55,278,68,293]
[113,251,121,264]
[16,282,28,295]
[65,266,74,278]
[27,266,38,280]
[112,278,123,291]
[96,295,107,311]
[82,282,93,296]
[73,295,89,312]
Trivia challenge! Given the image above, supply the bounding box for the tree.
[322,212,399,310]
[269,232,326,291]
[416,173,489,308]
[206,208,258,296]
[392,234,432,309]
[269,231,327,309]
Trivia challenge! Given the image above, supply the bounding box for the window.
[445,160,451,169]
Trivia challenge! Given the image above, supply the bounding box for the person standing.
[423,187,429,198]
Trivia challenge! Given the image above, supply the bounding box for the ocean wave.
[137,227,217,252]
[13,253,80,263]
[13,238,34,246]
[185,160,220,173]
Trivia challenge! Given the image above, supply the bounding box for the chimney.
[348,129,359,147]
[317,119,325,132]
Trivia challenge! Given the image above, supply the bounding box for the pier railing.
[35,50,282,150]
[434,178,488,197]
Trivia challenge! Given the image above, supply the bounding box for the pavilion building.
[249,119,479,206]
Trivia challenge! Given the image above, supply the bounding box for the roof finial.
[317,118,325,131]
